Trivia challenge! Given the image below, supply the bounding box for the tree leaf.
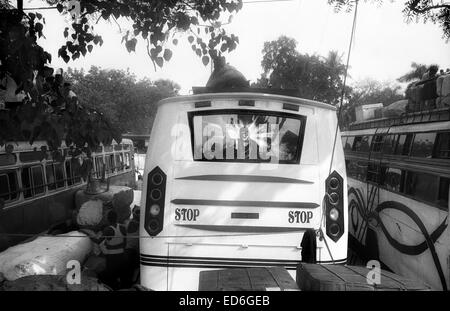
[188,35,194,43]
[155,57,164,67]
[163,49,172,61]
[202,56,209,66]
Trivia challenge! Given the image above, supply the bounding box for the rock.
[77,200,104,226]
[75,186,134,224]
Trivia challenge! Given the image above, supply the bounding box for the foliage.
[397,61,439,83]
[65,66,180,135]
[1,0,242,153]
[253,36,350,105]
[340,78,404,128]
[0,8,119,153]
[51,0,242,68]
[327,0,450,40]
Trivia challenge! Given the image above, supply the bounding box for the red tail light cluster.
[325,171,344,242]
[145,166,166,236]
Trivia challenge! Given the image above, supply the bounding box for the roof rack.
[192,86,304,98]
[348,108,450,131]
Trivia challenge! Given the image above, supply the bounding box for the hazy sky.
[28,0,450,94]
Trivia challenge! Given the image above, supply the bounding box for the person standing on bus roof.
[422,65,438,81]
[98,210,127,289]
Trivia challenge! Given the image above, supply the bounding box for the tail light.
[325,171,344,242]
[145,166,166,236]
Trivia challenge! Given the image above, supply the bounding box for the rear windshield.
[188,109,306,164]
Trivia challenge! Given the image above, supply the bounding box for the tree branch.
[408,3,450,14]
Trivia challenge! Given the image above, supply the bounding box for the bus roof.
[157,92,337,111]
[0,138,134,153]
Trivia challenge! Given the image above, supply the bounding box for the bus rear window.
[188,110,306,164]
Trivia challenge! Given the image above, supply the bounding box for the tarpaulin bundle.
[422,80,438,100]
[436,75,445,96]
[425,99,436,110]
[442,75,450,97]
[0,231,92,281]
[405,86,413,100]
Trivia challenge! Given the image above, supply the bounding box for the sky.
[25,0,450,94]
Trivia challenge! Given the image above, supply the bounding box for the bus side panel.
[315,109,348,264]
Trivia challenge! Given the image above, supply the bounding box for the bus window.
[54,162,65,188]
[65,161,73,186]
[382,134,397,154]
[31,166,45,195]
[124,152,131,169]
[383,167,403,192]
[404,171,439,204]
[367,162,384,184]
[46,163,65,190]
[21,167,32,198]
[95,156,104,178]
[438,177,449,209]
[395,134,414,156]
[355,161,367,181]
[0,154,17,167]
[353,136,372,153]
[371,135,384,153]
[434,131,450,159]
[188,110,306,163]
[0,171,18,202]
[107,154,115,173]
[71,158,82,184]
[115,153,123,171]
[46,164,56,191]
[341,137,347,149]
[345,136,355,151]
[346,161,358,179]
[410,132,436,158]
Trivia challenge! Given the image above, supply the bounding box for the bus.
[140,88,348,291]
[341,108,450,290]
[0,138,135,252]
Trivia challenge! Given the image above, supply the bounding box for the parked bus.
[140,88,348,290]
[0,138,135,251]
[341,108,450,290]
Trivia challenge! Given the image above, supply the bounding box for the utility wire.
[328,0,359,176]
[318,0,359,265]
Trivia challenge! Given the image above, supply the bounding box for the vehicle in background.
[0,139,135,252]
[342,107,450,290]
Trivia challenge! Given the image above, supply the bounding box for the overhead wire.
[318,0,359,264]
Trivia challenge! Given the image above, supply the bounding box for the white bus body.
[140,92,347,290]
